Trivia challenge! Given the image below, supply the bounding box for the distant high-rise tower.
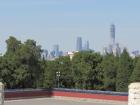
[110,24,115,45]
[83,40,89,51]
[53,44,59,57]
[103,24,122,56]
[42,49,48,59]
[76,37,82,51]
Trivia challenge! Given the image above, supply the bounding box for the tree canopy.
[0,36,137,92]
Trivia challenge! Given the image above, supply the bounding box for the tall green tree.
[0,56,17,88]
[116,49,133,92]
[72,51,102,90]
[1,37,43,88]
[43,61,58,88]
[15,39,42,88]
[55,56,73,88]
[102,54,118,91]
[130,57,140,82]
[6,36,21,54]
[1,36,21,88]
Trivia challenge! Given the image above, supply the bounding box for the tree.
[72,51,102,90]
[102,54,118,91]
[1,36,137,91]
[72,51,91,89]
[1,37,43,89]
[55,56,73,88]
[43,61,58,88]
[1,36,21,88]
[13,65,30,88]
[6,36,21,54]
[15,39,42,88]
[130,57,140,82]
[116,49,133,92]
[0,57,15,88]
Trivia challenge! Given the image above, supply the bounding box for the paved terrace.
[5,97,128,105]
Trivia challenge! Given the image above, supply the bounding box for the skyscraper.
[103,24,121,56]
[83,40,89,51]
[76,37,82,51]
[42,49,48,59]
[53,44,59,57]
[110,24,115,45]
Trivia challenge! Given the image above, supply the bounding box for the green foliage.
[6,36,21,54]
[0,36,138,92]
[116,49,133,92]
[102,54,118,91]
[130,57,140,82]
[72,51,103,90]
[0,36,42,88]
[56,56,73,88]
[43,61,57,88]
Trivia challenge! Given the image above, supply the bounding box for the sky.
[0,0,140,53]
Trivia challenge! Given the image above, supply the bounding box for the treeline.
[0,36,140,92]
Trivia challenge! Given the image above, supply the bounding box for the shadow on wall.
[4,88,54,100]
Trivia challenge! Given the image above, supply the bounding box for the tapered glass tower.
[110,24,115,45]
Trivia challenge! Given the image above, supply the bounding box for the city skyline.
[0,0,140,53]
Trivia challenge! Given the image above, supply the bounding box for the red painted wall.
[5,90,128,101]
[53,91,128,101]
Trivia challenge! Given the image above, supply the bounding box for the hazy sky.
[0,0,140,53]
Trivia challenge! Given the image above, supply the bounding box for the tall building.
[76,37,82,51]
[112,43,121,56]
[83,40,89,51]
[42,49,48,59]
[53,44,59,57]
[103,47,108,55]
[103,24,121,56]
[108,44,113,53]
[131,50,140,58]
[110,24,115,45]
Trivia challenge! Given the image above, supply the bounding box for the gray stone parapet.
[129,83,140,105]
[0,83,4,105]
